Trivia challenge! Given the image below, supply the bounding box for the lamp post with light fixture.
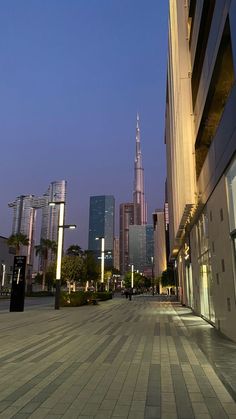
[95,237,105,290]
[131,264,134,288]
[48,201,76,310]
[1,263,6,287]
[151,256,155,296]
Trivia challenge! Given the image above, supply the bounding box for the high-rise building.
[88,195,115,267]
[119,203,134,274]
[113,237,120,271]
[133,114,147,225]
[8,180,67,269]
[119,115,148,274]
[129,224,154,274]
[41,180,67,244]
[9,195,38,266]
[166,0,236,341]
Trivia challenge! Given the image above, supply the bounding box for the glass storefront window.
[197,212,209,256]
[197,210,215,324]
[199,251,215,323]
[226,156,236,232]
[226,156,236,296]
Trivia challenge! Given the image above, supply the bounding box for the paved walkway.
[0,296,236,419]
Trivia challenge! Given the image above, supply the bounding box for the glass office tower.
[129,224,154,273]
[88,195,115,267]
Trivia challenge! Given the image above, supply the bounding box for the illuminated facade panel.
[166,0,236,341]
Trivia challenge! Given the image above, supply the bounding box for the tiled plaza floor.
[0,295,236,419]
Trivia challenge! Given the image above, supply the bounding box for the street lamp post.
[96,237,105,290]
[151,256,154,296]
[1,263,6,287]
[131,264,134,288]
[49,202,76,310]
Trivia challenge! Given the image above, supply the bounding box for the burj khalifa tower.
[133,114,147,225]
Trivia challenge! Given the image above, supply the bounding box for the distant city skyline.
[0,1,169,249]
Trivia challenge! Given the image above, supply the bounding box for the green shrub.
[60,291,93,307]
[93,291,113,301]
[60,290,112,306]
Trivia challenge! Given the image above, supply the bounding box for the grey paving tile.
[113,404,130,416]
[144,405,161,418]
[95,411,113,418]
[0,401,11,413]
[0,296,236,419]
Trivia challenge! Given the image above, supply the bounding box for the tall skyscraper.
[8,195,37,266]
[113,237,120,271]
[129,224,154,274]
[119,115,148,274]
[133,114,147,225]
[119,203,134,274]
[41,180,67,244]
[8,180,67,268]
[88,195,115,267]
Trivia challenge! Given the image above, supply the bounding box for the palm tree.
[66,245,83,257]
[7,233,29,256]
[35,239,57,291]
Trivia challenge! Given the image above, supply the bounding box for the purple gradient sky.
[0,0,169,250]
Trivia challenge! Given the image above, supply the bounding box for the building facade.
[166,0,236,341]
[9,180,67,271]
[119,203,134,274]
[113,237,120,271]
[133,114,147,225]
[41,180,67,242]
[0,236,15,288]
[129,225,154,274]
[88,195,115,267]
[153,209,167,281]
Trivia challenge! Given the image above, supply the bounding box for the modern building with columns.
[165,0,236,341]
[152,209,167,290]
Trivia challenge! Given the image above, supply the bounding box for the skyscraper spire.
[133,114,147,225]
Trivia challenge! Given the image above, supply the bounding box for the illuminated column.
[54,202,65,310]
[101,237,105,284]
[131,264,134,288]
[1,264,6,287]
[49,201,76,310]
[56,203,65,282]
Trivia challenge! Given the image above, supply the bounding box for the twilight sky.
[0,0,169,250]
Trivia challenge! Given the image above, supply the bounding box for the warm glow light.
[95,237,105,283]
[56,203,65,280]
[1,263,6,287]
[101,237,105,283]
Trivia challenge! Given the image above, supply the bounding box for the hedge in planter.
[60,291,112,306]
[93,291,113,301]
[60,291,93,307]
